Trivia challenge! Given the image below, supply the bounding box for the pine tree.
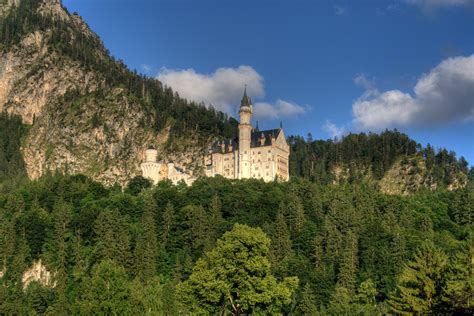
[270,210,293,264]
[75,260,133,315]
[441,245,473,314]
[48,199,71,315]
[161,202,174,248]
[389,242,448,314]
[182,205,209,252]
[297,283,318,315]
[328,285,352,315]
[134,203,159,282]
[336,229,358,292]
[94,209,131,268]
[354,279,378,313]
[208,194,224,246]
[280,194,306,238]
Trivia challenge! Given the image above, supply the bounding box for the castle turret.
[238,87,253,179]
[145,147,158,162]
[141,146,161,184]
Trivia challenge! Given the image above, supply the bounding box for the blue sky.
[62,0,474,165]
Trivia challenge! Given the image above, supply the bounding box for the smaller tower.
[145,147,158,162]
[141,146,161,184]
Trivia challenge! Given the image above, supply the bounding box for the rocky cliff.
[0,0,235,185]
[328,155,468,195]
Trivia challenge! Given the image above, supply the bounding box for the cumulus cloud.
[353,55,474,130]
[157,65,264,114]
[157,65,306,120]
[354,74,379,98]
[323,120,346,140]
[253,99,306,120]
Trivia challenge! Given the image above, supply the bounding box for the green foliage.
[0,112,27,184]
[133,193,159,282]
[74,260,133,315]
[94,209,131,267]
[177,223,299,315]
[0,173,471,313]
[388,242,449,314]
[441,242,474,314]
[296,283,318,315]
[289,130,469,186]
[125,175,152,196]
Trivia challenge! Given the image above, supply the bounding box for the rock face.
[22,259,56,289]
[0,0,208,185]
[329,155,468,195]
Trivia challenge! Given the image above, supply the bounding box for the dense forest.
[0,0,239,145]
[289,130,472,186]
[0,173,472,314]
[0,112,27,184]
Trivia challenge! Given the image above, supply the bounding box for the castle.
[204,89,290,182]
[141,88,290,185]
[141,148,196,186]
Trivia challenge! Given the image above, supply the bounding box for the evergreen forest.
[0,171,472,314]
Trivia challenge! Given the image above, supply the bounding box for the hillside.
[0,173,472,314]
[289,130,471,194]
[0,0,470,193]
[0,0,238,185]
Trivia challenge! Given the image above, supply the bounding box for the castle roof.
[210,128,283,153]
[210,138,238,153]
[250,129,282,148]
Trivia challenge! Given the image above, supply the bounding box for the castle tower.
[238,87,253,179]
[141,146,161,184]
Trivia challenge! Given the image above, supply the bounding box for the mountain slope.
[0,0,237,185]
[289,131,470,194]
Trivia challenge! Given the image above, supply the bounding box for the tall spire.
[240,85,252,108]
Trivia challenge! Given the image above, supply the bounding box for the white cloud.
[157,65,306,120]
[352,55,474,130]
[157,65,264,114]
[354,74,379,98]
[323,120,346,140]
[334,5,348,15]
[253,99,306,120]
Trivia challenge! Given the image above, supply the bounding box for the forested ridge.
[289,130,472,188]
[0,173,472,314]
[0,0,239,145]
